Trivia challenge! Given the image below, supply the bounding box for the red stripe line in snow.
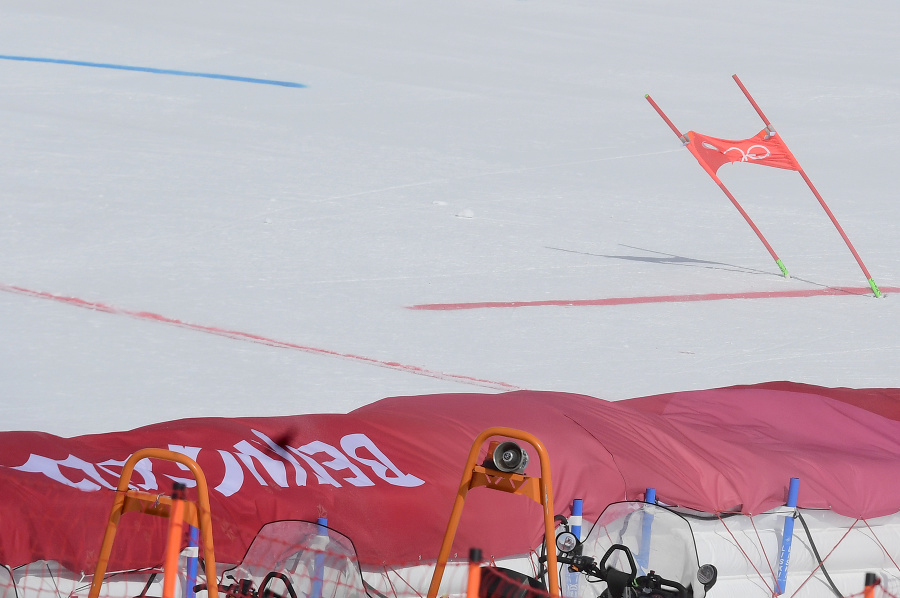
[409,286,899,311]
[0,283,519,392]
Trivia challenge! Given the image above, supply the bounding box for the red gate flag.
[646,76,883,297]
[686,129,801,174]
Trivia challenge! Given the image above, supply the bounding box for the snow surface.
[2,1,899,437]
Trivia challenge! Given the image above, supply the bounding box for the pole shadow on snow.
[546,244,779,278]
[407,245,895,311]
[549,244,881,294]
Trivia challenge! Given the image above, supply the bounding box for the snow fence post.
[311,517,329,598]
[638,488,656,575]
[185,525,200,598]
[774,478,800,595]
[563,499,583,597]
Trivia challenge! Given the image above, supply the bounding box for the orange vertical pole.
[466,548,483,598]
[863,573,879,598]
[427,433,489,598]
[163,483,187,598]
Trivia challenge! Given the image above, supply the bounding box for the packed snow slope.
[1,1,899,437]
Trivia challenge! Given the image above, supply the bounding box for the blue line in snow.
[0,54,307,88]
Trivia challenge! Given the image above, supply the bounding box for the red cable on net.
[882,577,900,598]
[749,514,778,584]
[715,512,777,597]
[862,519,900,572]
[381,563,424,598]
[788,518,858,598]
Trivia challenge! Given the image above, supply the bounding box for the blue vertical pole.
[311,517,328,598]
[563,499,583,597]
[637,488,656,575]
[775,478,800,595]
[185,525,199,598]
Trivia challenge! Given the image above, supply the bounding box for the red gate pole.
[732,75,883,297]
[645,94,790,278]
[644,94,689,143]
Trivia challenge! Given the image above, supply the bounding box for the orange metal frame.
[426,427,559,598]
[89,448,219,598]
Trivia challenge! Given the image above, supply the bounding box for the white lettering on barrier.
[95,457,159,491]
[296,440,374,487]
[7,431,425,494]
[252,431,308,487]
[215,450,244,497]
[341,434,425,487]
[13,454,118,491]
[232,440,290,487]
[288,445,342,487]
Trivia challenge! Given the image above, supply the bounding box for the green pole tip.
[776,259,789,279]
[868,278,883,298]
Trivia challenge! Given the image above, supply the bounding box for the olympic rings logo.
[724,144,771,162]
